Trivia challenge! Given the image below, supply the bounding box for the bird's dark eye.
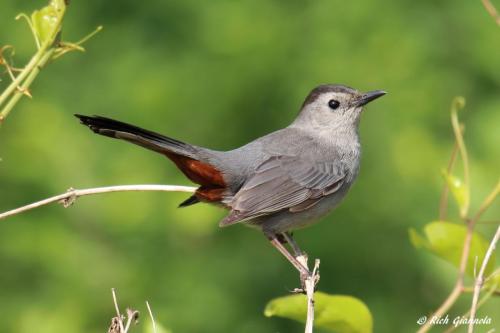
[328,99,340,110]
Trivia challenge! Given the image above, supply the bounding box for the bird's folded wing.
[220,155,345,226]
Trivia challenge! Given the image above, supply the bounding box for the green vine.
[0,0,101,125]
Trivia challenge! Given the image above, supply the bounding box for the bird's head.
[293,84,386,131]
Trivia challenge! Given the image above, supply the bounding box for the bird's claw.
[291,269,320,294]
[291,287,305,294]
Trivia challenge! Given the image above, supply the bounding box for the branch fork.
[298,256,320,333]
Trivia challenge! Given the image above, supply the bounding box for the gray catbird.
[76,84,385,282]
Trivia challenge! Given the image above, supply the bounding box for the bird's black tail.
[75,114,198,158]
[76,115,227,208]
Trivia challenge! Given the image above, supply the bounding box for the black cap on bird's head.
[302,84,386,108]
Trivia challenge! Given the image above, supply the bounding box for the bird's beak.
[356,90,387,107]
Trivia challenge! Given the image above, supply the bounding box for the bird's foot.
[291,271,320,294]
[291,260,320,294]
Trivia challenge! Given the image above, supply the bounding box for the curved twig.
[0,184,196,221]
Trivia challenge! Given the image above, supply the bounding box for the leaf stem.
[450,97,469,218]
[470,180,500,224]
[439,143,459,220]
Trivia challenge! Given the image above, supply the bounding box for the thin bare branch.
[482,0,500,25]
[443,281,498,333]
[295,254,320,333]
[468,225,500,333]
[112,288,125,333]
[417,281,464,333]
[109,289,140,333]
[304,259,320,333]
[0,184,196,221]
[146,301,158,333]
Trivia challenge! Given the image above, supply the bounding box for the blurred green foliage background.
[1,0,499,332]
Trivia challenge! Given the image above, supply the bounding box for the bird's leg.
[282,232,305,257]
[265,232,311,280]
[281,232,320,292]
[265,231,318,293]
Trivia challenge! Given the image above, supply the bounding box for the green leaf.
[442,170,469,218]
[264,292,372,333]
[31,0,66,46]
[409,228,430,249]
[409,221,495,277]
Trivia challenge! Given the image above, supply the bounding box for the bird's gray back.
[199,126,361,203]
